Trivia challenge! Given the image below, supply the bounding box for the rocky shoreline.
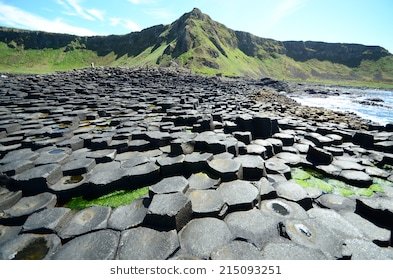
[0,67,392,260]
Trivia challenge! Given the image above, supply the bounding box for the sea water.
[291,88,393,125]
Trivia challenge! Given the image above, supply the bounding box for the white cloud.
[109,17,141,32]
[0,2,96,36]
[57,0,105,21]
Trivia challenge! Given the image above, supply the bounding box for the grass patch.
[65,187,148,210]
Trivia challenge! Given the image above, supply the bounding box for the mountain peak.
[186,7,205,20]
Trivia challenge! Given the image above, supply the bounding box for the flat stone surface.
[179,218,233,259]
[211,241,263,260]
[117,227,179,260]
[22,207,71,233]
[189,189,226,216]
[12,164,62,194]
[316,194,356,212]
[307,208,364,239]
[58,206,111,239]
[188,172,220,190]
[2,192,57,219]
[342,239,393,260]
[339,170,372,187]
[0,225,21,246]
[208,158,242,181]
[0,160,34,176]
[52,230,120,260]
[0,190,22,211]
[234,155,265,181]
[274,181,309,202]
[265,158,291,178]
[146,192,191,230]
[262,241,328,260]
[340,211,391,243]
[149,176,189,195]
[260,198,309,220]
[62,158,96,176]
[107,199,147,231]
[0,233,61,260]
[217,180,258,209]
[225,209,279,248]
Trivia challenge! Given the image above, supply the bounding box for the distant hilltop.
[0,8,392,87]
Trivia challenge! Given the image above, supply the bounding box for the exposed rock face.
[0,67,392,260]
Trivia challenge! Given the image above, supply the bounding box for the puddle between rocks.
[12,238,49,260]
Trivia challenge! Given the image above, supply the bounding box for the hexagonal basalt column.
[208,158,243,182]
[216,180,258,211]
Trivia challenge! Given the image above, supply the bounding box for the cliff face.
[0,8,392,83]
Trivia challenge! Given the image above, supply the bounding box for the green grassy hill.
[1,8,392,88]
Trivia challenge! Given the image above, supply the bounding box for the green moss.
[338,188,356,197]
[295,178,312,188]
[369,184,384,193]
[308,178,334,193]
[292,168,311,180]
[65,187,148,210]
[357,188,374,197]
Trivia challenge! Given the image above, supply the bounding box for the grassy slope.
[1,39,392,88]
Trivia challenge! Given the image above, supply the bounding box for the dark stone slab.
[157,155,185,177]
[145,192,192,231]
[52,230,120,260]
[107,199,147,231]
[0,160,34,176]
[1,192,57,223]
[217,180,258,210]
[265,158,291,179]
[316,194,356,212]
[0,233,61,260]
[62,158,96,176]
[353,132,374,149]
[22,207,71,233]
[179,218,233,259]
[86,149,117,163]
[34,148,70,166]
[211,240,263,260]
[306,146,333,165]
[188,172,220,190]
[262,241,328,260]
[273,133,294,146]
[12,164,63,195]
[225,209,279,248]
[275,181,311,208]
[275,152,302,167]
[208,158,243,182]
[117,227,179,260]
[0,225,21,246]
[0,190,22,211]
[149,176,189,195]
[0,148,38,164]
[58,206,111,239]
[189,189,227,218]
[184,152,213,174]
[339,170,372,187]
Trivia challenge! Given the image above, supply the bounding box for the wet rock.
[52,230,120,260]
[306,146,333,165]
[12,164,63,195]
[0,233,61,260]
[260,198,309,220]
[179,218,233,259]
[261,241,328,260]
[217,180,258,210]
[281,219,343,258]
[208,158,243,181]
[117,227,179,260]
[145,192,191,231]
[107,199,147,231]
[58,206,111,239]
[211,241,263,260]
[22,207,71,233]
[225,209,279,248]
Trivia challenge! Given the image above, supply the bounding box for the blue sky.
[0,0,392,52]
